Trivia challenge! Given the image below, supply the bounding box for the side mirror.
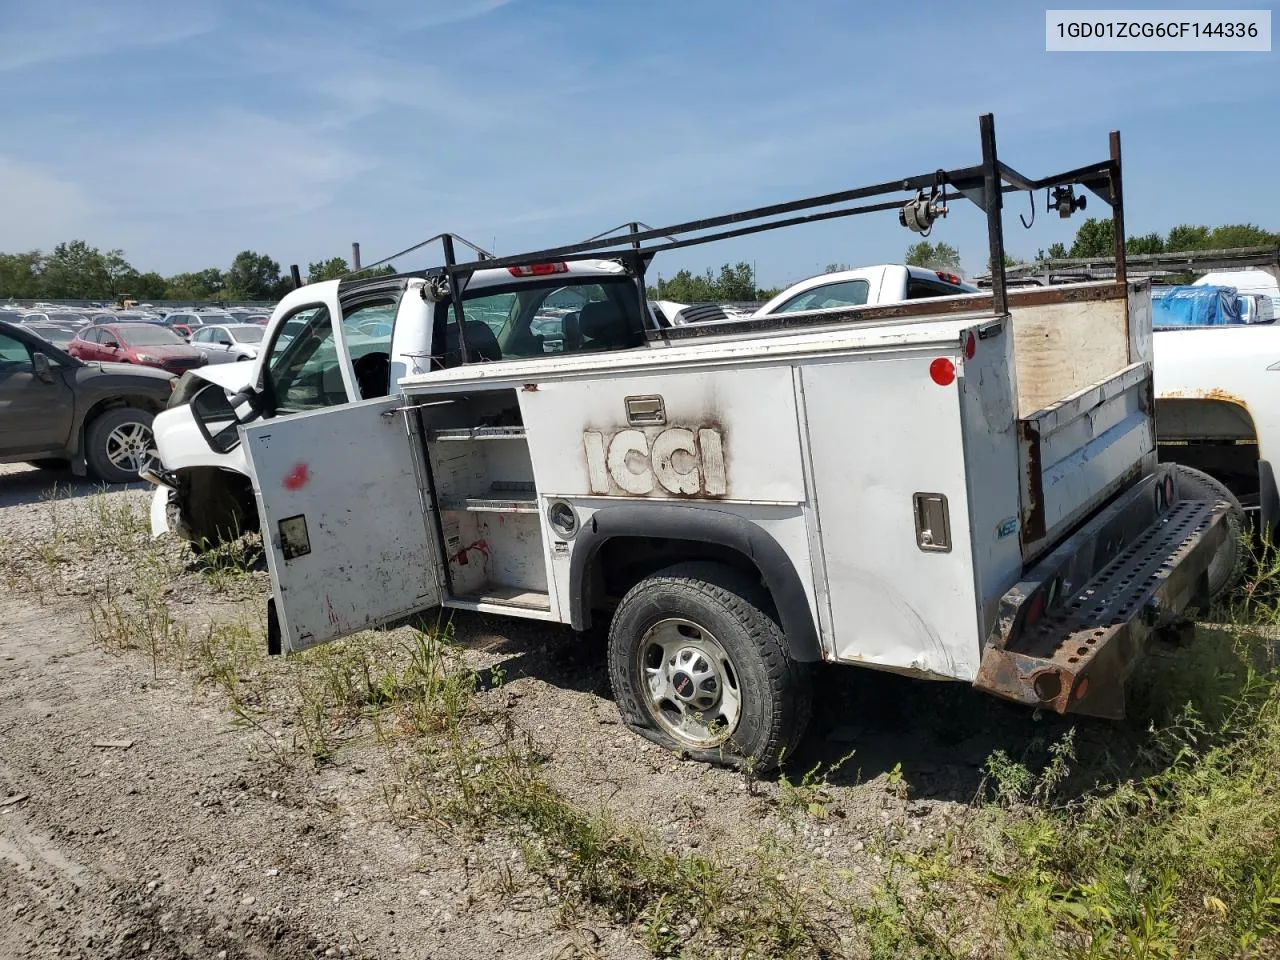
[32,352,55,384]
[190,381,261,454]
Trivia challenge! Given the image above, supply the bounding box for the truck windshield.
[447,276,644,362]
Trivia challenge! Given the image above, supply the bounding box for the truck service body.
[150,116,1234,769]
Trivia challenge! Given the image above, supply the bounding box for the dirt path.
[0,465,647,960]
[0,463,1120,959]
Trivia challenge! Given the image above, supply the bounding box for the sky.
[0,0,1276,288]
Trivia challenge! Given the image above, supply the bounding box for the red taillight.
[508,262,569,277]
[936,271,963,286]
[964,331,976,359]
[929,357,956,386]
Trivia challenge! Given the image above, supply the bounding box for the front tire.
[84,407,155,484]
[607,562,811,771]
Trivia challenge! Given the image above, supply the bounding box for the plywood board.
[1010,298,1129,417]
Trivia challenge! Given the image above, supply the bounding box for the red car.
[68,323,206,375]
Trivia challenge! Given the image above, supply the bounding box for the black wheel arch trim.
[1260,459,1279,541]
[568,503,823,662]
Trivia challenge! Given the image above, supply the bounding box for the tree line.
[0,241,393,302]
[1043,220,1279,261]
[7,221,1273,304]
[646,262,782,303]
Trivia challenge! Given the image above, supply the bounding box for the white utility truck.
[153,116,1234,770]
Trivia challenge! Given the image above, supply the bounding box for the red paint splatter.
[283,462,310,491]
[453,539,490,567]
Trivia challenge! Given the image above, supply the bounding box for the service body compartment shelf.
[421,388,552,615]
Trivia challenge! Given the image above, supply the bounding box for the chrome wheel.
[637,618,742,748]
[104,421,154,474]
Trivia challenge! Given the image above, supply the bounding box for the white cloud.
[0,1,213,72]
[95,110,373,221]
[324,0,514,30]
[0,157,97,250]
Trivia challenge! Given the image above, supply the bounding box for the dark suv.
[0,320,176,483]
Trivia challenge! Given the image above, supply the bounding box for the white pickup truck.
[149,115,1235,770]
[658,264,977,326]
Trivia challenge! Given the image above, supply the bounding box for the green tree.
[824,262,852,274]
[308,257,350,283]
[307,257,396,284]
[165,268,224,300]
[715,262,757,300]
[0,251,43,298]
[1126,232,1165,255]
[1035,243,1070,263]
[224,250,283,300]
[132,272,168,300]
[1205,224,1278,249]
[1165,224,1210,252]
[648,262,761,301]
[1068,218,1115,258]
[40,241,111,299]
[904,241,961,272]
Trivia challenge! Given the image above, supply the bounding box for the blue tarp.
[1151,285,1242,327]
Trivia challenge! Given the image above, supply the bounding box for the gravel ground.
[0,461,1135,958]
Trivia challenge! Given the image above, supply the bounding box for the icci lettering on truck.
[583,427,727,497]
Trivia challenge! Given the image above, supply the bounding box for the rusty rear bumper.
[974,466,1229,719]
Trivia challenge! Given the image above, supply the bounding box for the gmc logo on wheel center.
[583,427,727,497]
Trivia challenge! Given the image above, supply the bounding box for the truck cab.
[148,258,642,544]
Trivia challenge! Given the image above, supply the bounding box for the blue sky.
[0,0,1275,287]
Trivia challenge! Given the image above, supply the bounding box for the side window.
[216,330,233,346]
[84,328,103,344]
[907,279,962,300]
[443,281,642,365]
[341,299,396,399]
[263,306,345,414]
[775,279,870,314]
[0,332,31,368]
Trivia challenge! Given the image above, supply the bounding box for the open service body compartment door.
[242,395,444,653]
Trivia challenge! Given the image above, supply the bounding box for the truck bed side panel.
[1009,284,1156,559]
[800,352,982,681]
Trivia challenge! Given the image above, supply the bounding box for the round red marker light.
[964,332,976,359]
[929,357,956,386]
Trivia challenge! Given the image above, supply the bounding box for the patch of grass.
[87,573,189,678]
[855,546,1280,959]
[194,535,262,595]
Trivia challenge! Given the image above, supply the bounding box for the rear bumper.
[974,465,1229,719]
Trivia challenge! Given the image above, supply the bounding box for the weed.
[777,750,856,821]
[194,535,262,594]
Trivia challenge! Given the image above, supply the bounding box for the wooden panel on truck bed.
[1009,291,1129,418]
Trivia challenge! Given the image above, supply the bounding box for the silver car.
[188,323,266,363]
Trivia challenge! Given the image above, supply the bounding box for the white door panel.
[242,396,442,653]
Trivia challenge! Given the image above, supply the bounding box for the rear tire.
[607,561,811,772]
[84,407,155,484]
[1171,464,1247,601]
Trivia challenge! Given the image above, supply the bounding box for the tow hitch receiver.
[975,471,1229,720]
